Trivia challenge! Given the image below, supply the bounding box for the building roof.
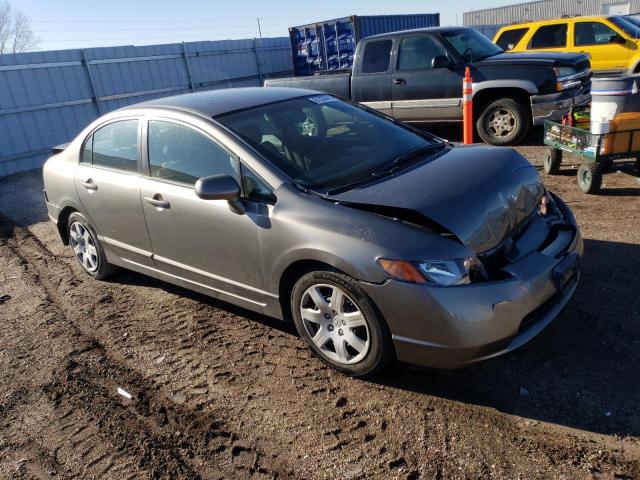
[131,87,317,117]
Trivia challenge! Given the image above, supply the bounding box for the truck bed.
[264,73,351,99]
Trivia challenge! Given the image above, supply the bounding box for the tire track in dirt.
[2,212,639,479]
[0,217,292,479]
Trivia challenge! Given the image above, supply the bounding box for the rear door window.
[529,23,568,49]
[361,40,393,73]
[495,28,528,50]
[91,120,139,172]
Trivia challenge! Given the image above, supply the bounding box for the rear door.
[139,118,271,307]
[572,20,629,73]
[391,34,463,121]
[352,39,394,115]
[74,118,154,266]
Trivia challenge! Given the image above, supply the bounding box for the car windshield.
[216,95,440,193]
[441,28,503,62]
[610,16,640,38]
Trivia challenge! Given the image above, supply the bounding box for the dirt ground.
[1,128,640,479]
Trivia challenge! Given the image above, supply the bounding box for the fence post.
[253,38,264,85]
[82,49,102,116]
[182,42,195,92]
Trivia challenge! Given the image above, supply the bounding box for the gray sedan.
[43,87,582,376]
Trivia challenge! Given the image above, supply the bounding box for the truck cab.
[266,27,591,145]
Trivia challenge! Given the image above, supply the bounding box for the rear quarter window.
[361,40,393,73]
[495,27,529,50]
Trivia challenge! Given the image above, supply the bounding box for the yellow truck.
[494,15,640,75]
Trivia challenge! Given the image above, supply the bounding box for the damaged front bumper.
[359,195,583,369]
[531,89,591,126]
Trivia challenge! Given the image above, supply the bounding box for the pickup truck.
[265,26,591,145]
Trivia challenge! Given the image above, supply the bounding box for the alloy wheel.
[300,284,370,365]
[486,108,517,139]
[69,221,99,272]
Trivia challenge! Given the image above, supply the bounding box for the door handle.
[144,195,171,209]
[80,179,98,191]
[393,78,406,85]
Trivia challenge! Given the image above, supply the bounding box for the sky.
[10,0,528,51]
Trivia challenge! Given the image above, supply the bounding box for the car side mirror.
[195,174,245,215]
[432,55,452,69]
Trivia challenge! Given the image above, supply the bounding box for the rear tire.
[476,97,531,146]
[290,270,391,377]
[67,212,117,280]
[544,148,562,175]
[577,163,603,194]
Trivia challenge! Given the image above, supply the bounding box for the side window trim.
[143,117,241,189]
[77,117,142,175]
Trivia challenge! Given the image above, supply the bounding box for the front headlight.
[553,66,575,78]
[378,257,486,286]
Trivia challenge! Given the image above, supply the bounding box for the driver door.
[391,34,464,122]
[571,20,629,73]
[140,119,272,307]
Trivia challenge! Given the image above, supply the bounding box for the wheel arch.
[472,86,532,115]
[56,204,80,245]
[277,256,360,323]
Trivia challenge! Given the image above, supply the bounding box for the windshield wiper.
[319,143,447,196]
[371,143,446,177]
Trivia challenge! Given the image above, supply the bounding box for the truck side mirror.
[432,55,452,69]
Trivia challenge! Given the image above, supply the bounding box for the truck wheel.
[577,163,603,194]
[543,148,562,175]
[476,97,531,146]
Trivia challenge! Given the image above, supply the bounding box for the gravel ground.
[1,131,639,479]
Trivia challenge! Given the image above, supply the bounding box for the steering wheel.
[307,136,334,165]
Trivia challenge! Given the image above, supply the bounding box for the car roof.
[498,15,616,30]
[126,87,319,117]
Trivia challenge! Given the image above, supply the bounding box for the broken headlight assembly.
[377,257,487,286]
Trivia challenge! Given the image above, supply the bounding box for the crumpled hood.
[330,146,543,253]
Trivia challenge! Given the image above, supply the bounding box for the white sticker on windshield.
[308,95,337,104]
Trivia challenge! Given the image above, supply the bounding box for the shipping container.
[289,14,439,76]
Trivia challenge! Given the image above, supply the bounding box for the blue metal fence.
[0,37,293,177]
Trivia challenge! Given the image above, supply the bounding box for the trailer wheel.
[577,163,603,194]
[543,148,562,175]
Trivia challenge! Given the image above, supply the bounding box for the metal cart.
[543,120,640,194]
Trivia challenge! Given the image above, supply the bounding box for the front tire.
[68,212,117,279]
[291,270,391,377]
[476,97,531,146]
